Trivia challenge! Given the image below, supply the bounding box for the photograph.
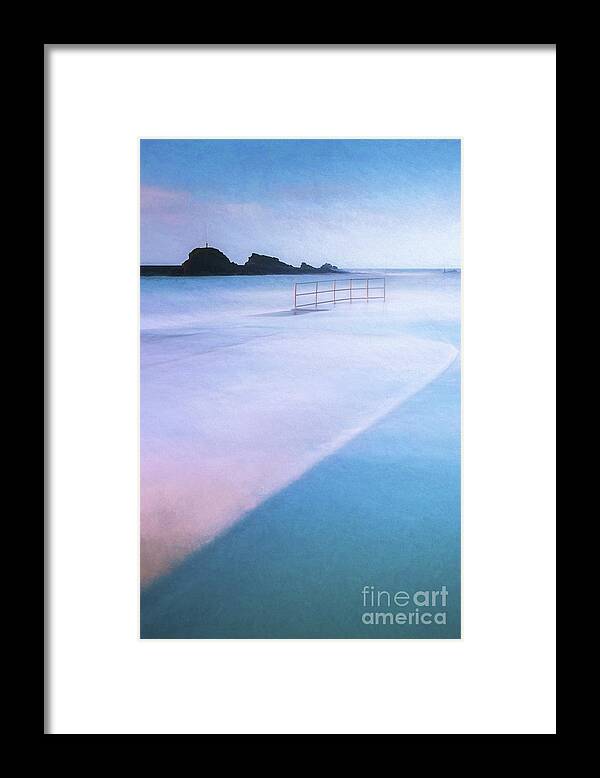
[139,139,462,638]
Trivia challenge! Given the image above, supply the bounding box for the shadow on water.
[250,308,330,317]
[141,360,461,639]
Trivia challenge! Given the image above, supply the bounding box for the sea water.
[140,270,461,638]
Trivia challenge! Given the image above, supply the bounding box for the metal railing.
[294,277,386,309]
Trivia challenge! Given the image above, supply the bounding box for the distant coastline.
[140,247,345,277]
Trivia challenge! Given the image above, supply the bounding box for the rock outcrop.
[243,253,296,274]
[181,247,239,276]
[141,247,344,276]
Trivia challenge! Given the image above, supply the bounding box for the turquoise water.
[141,270,461,638]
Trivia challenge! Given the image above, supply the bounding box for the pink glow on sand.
[140,322,457,585]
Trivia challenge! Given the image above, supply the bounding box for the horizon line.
[139,262,462,269]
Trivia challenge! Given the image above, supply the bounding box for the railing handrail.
[295,275,384,284]
[294,276,386,309]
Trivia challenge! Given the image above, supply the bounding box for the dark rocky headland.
[140,247,344,277]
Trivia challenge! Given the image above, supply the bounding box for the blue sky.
[141,139,461,268]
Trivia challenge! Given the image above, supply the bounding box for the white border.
[48,45,556,734]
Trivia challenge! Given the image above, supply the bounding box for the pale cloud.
[141,185,191,213]
[140,185,460,268]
